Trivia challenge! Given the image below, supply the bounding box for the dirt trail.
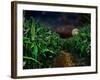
[53,50,78,67]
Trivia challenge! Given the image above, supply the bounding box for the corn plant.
[63,25,91,66]
[23,18,64,69]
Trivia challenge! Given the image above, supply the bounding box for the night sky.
[23,10,90,29]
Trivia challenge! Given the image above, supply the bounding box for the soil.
[53,50,79,67]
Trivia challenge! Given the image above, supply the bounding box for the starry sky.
[23,10,90,29]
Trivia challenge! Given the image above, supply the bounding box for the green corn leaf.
[33,44,38,60]
[31,20,35,41]
[31,42,35,48]
[23,56,42,65]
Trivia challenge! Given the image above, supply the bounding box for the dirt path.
[53,50,79,67]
